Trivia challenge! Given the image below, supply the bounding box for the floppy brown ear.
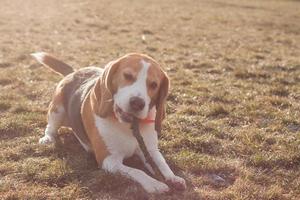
[155,71,170,134]
[91,60,120,117]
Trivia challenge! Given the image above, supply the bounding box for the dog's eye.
[149,82,157,90]
[124,72,134,81]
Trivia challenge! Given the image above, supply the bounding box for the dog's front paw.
[143,180,169,194]
[39,135,55,144]
[166,175,186,191]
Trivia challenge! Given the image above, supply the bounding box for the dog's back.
[32,52,102,151]
[60,67,101,151]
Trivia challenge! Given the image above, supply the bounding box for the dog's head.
[92,53,169,133]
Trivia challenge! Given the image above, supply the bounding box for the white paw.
[143,179,169,194]
[166,175,186,191]
[39,135,55,144]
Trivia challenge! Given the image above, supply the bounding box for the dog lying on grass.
[31,52,186,193]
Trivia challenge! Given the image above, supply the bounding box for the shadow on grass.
[50,130,200,199]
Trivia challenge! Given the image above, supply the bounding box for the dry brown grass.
[1,0,300,199]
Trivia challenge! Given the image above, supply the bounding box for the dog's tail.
[31,52,74,76]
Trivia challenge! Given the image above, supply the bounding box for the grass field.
[0,0,300,199]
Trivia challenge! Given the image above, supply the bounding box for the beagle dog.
[31,52,186,193]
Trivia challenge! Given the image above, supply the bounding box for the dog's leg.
[102,155,169,193]
[141,130,186,190]
[39,103,65,144]
[149,150,186,190]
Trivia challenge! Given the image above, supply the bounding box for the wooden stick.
[131,117,165,182]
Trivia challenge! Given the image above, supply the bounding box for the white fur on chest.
[94,114,158,159]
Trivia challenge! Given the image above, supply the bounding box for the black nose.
[130,96,145,111]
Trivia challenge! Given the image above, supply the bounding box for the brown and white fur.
[31,52,186,193]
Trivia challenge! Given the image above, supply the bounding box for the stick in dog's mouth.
[130,117,165,182]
